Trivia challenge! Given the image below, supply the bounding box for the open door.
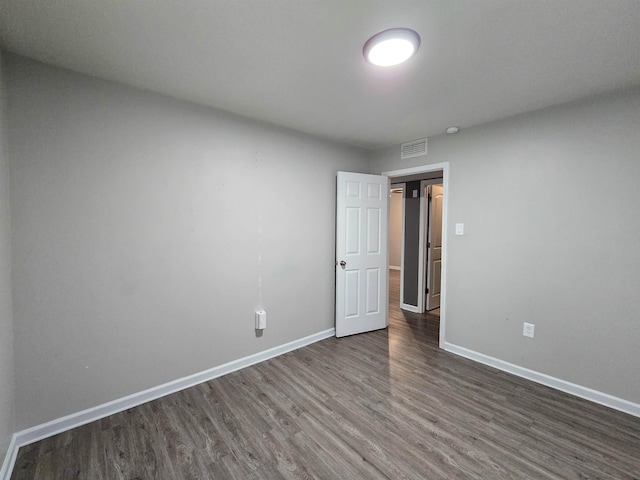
[335,172,389,337]
[425,184,443,311]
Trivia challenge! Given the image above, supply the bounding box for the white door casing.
[382,162,449,349]
[335,172,389,337]
[426,184,443,311]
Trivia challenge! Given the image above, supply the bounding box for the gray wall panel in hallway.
[371,86,640,405]
[402,181,421,307]
[6,54,370,430]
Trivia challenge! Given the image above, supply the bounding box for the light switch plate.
[455,223,464,235]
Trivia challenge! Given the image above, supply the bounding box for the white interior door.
[426,184,443,311]
[335,172,389,337]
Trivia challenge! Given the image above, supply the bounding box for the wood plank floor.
[12,270,640,479]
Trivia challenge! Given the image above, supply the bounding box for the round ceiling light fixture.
[446,126,460,134]
[363,28,421,67]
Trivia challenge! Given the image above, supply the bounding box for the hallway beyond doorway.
[389,269,439,340]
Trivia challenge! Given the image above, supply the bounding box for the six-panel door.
[336,172,389,337]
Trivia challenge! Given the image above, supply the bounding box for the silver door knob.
[339,260,346,269]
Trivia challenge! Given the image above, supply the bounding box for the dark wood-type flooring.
[12,270,640,479]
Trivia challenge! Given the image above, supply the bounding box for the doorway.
[383,163,449,348]
[387,179,443,339]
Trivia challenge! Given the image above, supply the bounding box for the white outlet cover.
[455,223,464,235]
[523,323,535,338]
[255,310,267,329]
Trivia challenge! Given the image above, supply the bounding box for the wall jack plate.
[523,323,535,338]
[255,310,267,330]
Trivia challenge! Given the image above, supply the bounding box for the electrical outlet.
[523,323,535,338]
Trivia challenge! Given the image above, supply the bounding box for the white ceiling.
[1,0,639,150]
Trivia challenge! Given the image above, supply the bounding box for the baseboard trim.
[443,342,640,418]
[389,265,401,271]
[401,303,420,314]
[2,328,335,479]
[0,434,18,480]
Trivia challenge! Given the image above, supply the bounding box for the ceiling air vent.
[401,138,428,159]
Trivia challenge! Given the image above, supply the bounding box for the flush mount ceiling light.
[363,28,421,66]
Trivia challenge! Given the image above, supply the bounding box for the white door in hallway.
[335,172,389,337]
[426,184,443,311]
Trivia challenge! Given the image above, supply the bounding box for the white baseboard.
[401,303,420,313]
[1,328,335,480]
[389,265,401,271]
[0,434,18,480]
[444,342,640,419]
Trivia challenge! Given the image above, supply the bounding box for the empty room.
[1,1,639,479]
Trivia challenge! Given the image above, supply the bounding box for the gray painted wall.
[402,181,421,307]
[371,87,640,404]
[0,50,16,463]
[389,190,403,268]
[6,54,370,429]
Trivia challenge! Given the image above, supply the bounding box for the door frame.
[382,162,449,349]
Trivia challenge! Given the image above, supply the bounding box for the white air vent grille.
[401,138,428,159]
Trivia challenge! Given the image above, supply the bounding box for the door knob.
[339,260,346,269]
